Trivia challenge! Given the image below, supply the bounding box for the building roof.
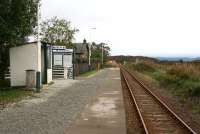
[74,43,89,54]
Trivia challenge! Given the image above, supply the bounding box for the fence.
[3,64,100,80]
[5,67,10,80]
[74,63,100,76]
[0,67,10,80]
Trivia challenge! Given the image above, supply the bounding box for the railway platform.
[66,68,126,134]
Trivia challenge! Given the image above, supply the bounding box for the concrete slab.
[66,68,126,134]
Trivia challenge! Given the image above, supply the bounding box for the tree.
[40,17,78,48]
[0,0,39,46]
[103,45,111,60]
[0,0,39,79]
[91,42,111,63]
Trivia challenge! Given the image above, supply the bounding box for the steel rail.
[121,70,149,134]
[121,66,197,134]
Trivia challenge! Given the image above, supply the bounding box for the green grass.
[79,70,98,77]
[126,61,200,114]
[131,62,156,73]
[193,104,200,114]
[128,62,200,98]
[150,71,200,97]
[0,88,34,104]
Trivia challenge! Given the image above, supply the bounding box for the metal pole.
[72,48,75,79]
[102,44,104,67]
[88,44,91,66]
[89,43,91,67]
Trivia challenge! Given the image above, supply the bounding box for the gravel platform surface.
[0,68,118,134]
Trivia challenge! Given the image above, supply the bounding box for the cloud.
[41,0,200,57]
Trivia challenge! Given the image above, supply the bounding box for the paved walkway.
[66,68,126,134]
[0,68,126,134]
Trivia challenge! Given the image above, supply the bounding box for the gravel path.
[0,68,117,134]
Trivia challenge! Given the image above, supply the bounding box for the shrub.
[188,87,200,97]
[166,64,200,81]
[127,61,200,98]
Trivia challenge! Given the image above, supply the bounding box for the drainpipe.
[44,44,48,84]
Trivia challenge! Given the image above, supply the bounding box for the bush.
[188,87,200,97]
[166,64,200,81]
[127,61,200,98]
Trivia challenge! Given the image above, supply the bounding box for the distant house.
[73,41,101,75]
[74,43,89,63]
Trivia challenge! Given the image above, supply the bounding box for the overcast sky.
[41,0,200,57]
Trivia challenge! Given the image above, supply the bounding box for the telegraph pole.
[37,1,41,49]
[36,1,41,91]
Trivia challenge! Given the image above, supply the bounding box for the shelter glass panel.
[54,54,63,66]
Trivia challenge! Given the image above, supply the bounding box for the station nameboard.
[52,46,66,50]
[52,49,73,53]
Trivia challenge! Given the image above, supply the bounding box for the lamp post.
[101,43,104,67]
[101,43,108,68]
[88,43,91,67]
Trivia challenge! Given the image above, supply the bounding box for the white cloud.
[41,0,200,57]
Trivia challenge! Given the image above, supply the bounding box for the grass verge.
[0,88,34,105]
[126,61,200,114]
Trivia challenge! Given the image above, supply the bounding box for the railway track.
[120,66,197,134]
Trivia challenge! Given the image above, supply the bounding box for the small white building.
[9,42,74,88]
[10,42,52,87]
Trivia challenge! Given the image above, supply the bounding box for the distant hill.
[156,57,200,61]
[108,56,158,63]
[108,56,200,63]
